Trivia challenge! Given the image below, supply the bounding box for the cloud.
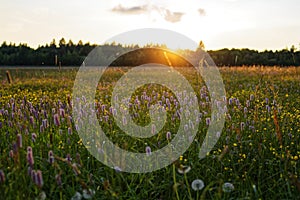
[163,9,184,23]
[111,4,185,23]
[111,4,147,14]
[198,8,206,16]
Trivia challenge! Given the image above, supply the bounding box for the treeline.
[208,47,300,66]
[0,38,299,66]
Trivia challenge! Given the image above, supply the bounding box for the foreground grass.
[0,66,299,199]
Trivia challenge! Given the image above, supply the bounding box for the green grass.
[0,66,299,199]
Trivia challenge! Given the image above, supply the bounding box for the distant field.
[0,66,299,199]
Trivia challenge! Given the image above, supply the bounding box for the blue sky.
[0,0,299,50]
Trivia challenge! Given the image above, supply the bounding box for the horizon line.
[0,39,298,53]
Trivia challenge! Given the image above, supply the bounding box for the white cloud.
[111,3,185,23]
[198,8,206,16]
[163,9,184,23]
[111,4,148,14]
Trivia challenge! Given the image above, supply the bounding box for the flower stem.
[172,164,180,200]
[184,173,193,200]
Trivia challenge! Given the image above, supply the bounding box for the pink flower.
[36,170,43,187]
[31,133,37,142]
[206,118,211,126]
[59,108,65,118]
[17,134,22,148]
[48,151,54,164]
[146,146,151,156]
[68,127,72,135]
[151,124,156,135]
[0,170,5,184]
[55,174,62,186]
[166,132,171,140]
[27,147,34,167]
[53,114,60,126]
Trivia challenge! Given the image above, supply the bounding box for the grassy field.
[0,66,299,199]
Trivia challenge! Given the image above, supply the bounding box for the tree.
[59,38,66,47]
[50,39,56,47]
[77,40,83,46]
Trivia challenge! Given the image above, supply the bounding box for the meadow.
[0,66,299,199]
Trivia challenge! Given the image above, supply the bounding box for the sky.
[0,0,300,51]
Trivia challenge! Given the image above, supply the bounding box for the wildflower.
[122,116,127,126]
[240,122,245,131]
[53,114,60,126]
[40,125,44,133]
[27,147,34,167]
[246,100,250,107]
[71,192,82,200]
[265,98,269,104]
[42,119,48,128]
[235,98,240,105]
[205,96,209,102]
[27,166,32,176]
[266,105,271,113]
[177,165,191,174]
[222,182,234,193]
[112,108,117,116]
[166,131,171,140]
[43,110,48,118]
[184,124,189,131]
[37,191,46,200]
[243,107,247,114]
[82,189,95,199]
[191,179,205,191]
[31,170,38,184]
[206,118,211,126]
[36,170,43,187]
[32,133,37,142]
[48,150,54,164]
[103,115,109,122]
[114,166,122,173]
[68,127,72,135]
[146,146,151,156]
[0,170,5,184]
[66,154,72,162]
[17,134,22,148]
[250,94,254,101]
[29,116,34,125]
[101,104,106,112]
[109,106,113,114]
[12,142,18,154]
[59,108,65,118]
[151,124,156,135]
[55,174,62,186]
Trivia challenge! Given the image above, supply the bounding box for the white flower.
[114,166,122,173]
[36,191,46,200]
[191,179,205,191]
[71,192,82,200]
[82,189,95,199]
[222,182,234,193]
[177,165,191,174]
